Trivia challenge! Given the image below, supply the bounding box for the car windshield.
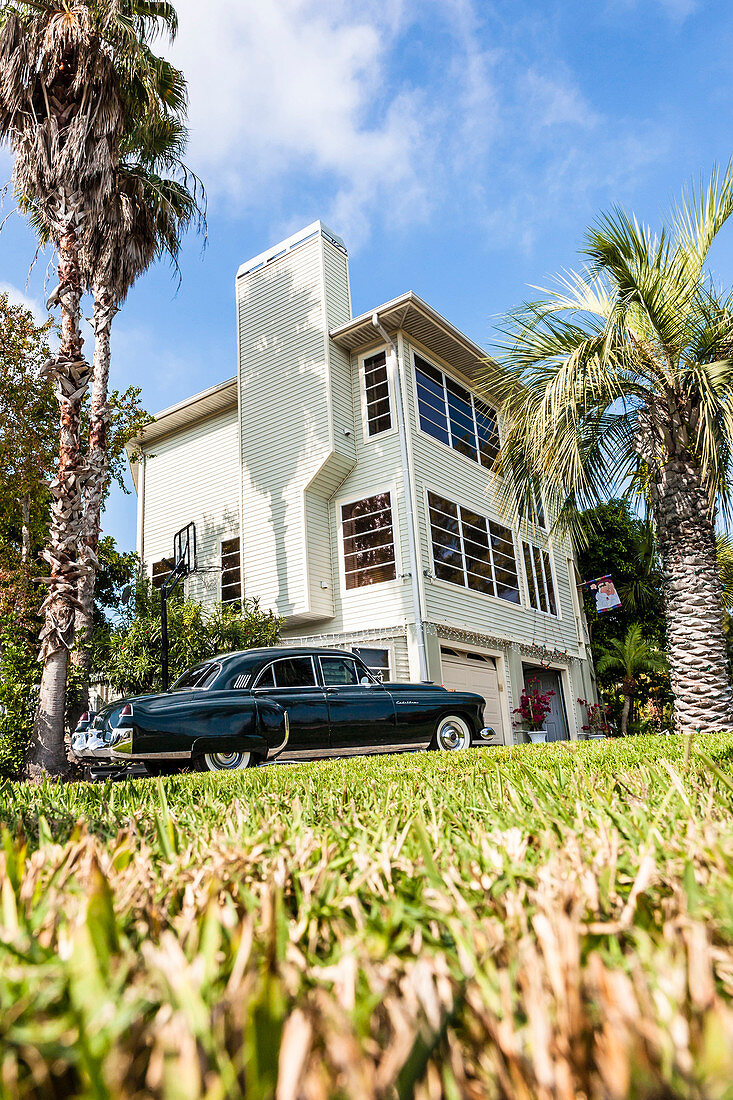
[171,663,219,691]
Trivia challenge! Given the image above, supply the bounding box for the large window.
[415,354,500,469]
[221,537,242,606]
[363,350,392,436]
[341,492,397,590]
[428,491,520,603]
[522,542,558,616]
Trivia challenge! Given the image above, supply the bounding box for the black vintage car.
[72,647,495,773]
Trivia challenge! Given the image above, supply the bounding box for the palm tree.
[596,624,667,735]
[0,0,180,777]
[72,117,204,719]
[482,167,733,734]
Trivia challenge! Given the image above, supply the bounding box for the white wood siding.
[237,231,356,625]
[401,336,583,656]
[141,408,240,606]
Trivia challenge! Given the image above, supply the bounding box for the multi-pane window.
[523,491,546,529]
[352,646,391,681]
[221,537,242,606]
[152,558,173,589]
[428,491,520,603]
[342,493,397,590]
[522,542,558,616]
[415,354,500,468]
[363,350,392,436]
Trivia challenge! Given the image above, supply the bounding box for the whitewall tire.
[198,750,253,772]
[434,715,472,752]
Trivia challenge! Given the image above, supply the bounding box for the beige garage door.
[440,648,505,744]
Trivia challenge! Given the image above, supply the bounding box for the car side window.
[273,657,316,688]
[321,657,362,686]
[256,665,275,688]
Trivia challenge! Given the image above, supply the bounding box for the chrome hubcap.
[437,720,469,750]
[206,751,249,770]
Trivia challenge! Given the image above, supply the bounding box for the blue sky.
[2,0,733,552]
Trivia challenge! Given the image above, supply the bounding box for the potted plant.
[578,698,611,739]
[514,684,555,743]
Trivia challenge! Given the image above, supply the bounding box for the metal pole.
[161,585,169,692]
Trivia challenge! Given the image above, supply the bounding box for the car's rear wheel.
[433,715,472,751]
[194,750,255,772]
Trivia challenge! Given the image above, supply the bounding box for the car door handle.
[325,686,339,693]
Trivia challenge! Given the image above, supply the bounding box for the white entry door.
[440,648,505,744]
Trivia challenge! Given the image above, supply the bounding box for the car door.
[319,655,396,751]
[252,656,330,756]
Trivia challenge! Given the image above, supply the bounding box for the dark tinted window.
[414,354,500,469]
[273,657,316,688]
[221,537,241,605]
[172,663,217,690]
[428,491,520,604]
[364,351,392,436]
[321,656,361,686]
[255,665,275,687]
[342,493,397,589]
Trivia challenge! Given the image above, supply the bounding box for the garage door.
[440,648,505,744]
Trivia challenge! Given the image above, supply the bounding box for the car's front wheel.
[193,750,256,772]
[433,715,472,751]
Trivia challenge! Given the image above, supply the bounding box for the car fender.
[190,731,270,759]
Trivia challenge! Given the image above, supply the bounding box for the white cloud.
[0,281,47,325]
[169,0,434,243]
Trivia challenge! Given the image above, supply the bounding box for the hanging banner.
[584,574,622,613]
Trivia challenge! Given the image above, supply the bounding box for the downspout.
[371,313,429,682]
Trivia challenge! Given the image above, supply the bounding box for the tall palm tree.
[0,0,180,777]
[482,167,733,734]
[596,624,667,735]
[71,117,204,718]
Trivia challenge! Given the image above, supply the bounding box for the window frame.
[252,655,319,690]
[425,488,521,607]
[358,345,397,442]
[318,654,374,687]
[351,645,392,681]
[337,487,401,595]
[411,347,501,472]
[220,535,242,607]
[522,540,560,618]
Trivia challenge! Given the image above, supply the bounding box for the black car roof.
[215,646,364,669]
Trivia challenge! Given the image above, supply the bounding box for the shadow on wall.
[238,259,348,619]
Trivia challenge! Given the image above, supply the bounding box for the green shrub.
[95,577,282,696]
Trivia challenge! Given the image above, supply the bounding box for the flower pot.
[588,731,606,740]
[527,729,547,744]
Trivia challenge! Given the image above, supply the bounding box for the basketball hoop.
[160,522,197,691]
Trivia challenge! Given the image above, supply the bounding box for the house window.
[363,350,392,436]
[522,542,558,616]
[352,646,391,681]
[221,537,242,606]
[342,492,397,590]
[152,558,173,589]
[428,491,520,603]
[523,490,546,529]
[414,354,500,469]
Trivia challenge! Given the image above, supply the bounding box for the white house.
[130,221,597,744]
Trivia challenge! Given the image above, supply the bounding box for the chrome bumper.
[478,726,499,742]
[110,735,191,762]
[71,730,114,762]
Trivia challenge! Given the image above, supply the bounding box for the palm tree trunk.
[620,693,631,736]
[655,457,733,734]
[69,284,115,728]
[26,195,91,780]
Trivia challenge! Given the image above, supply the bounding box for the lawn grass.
[1,734,733,1098]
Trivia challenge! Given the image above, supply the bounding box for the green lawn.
[2,735,733,1098]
